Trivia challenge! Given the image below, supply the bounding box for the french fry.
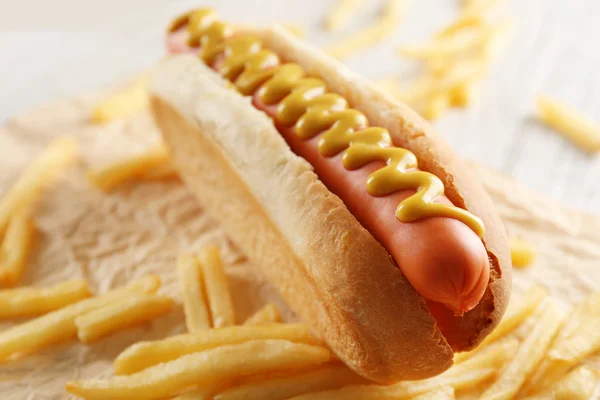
[0,275,159,361]
[399,58,485,104]
[509,237,536,268]
[67,340,331,400]
[113,323,320,375]
[453,337,519,370]
[523,366,599,400]
[281,24,305,38]
[214,363,364,400]
[462,0,503,18]
[436,14,483,39]
[324,0,364,32]
[292,341,514,400]
[91,74,148,123]
[172,386,220,400]
[480,302,565,400]
[0,279,90,318]
[400,28,489,60]
[524,292,600,394]
[412,386,455,400]
[454,285,547,362]
[75,294,174,343]
[326,0,406,60]
[0,208,36,286]
[88,146,174,192]
[536,96,600,153]
[197,247,235,328]
[421,93,450,120]
[289,369,494,400]
[244,303,282,325]
[0,137,77,236]
[178,254,212,333]
[449,82,479,107]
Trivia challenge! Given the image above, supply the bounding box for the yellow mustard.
[169,9,485,237]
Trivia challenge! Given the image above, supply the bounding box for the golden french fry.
[214,363,364,400]
[0,137,77,236]
[138,160,178,180]
[326,0,406,60]
[0,279,91,318]
[281,24,304,38]
[0,275,160,361]
[412,386,454,400]
[113,323,320,375]
[91,75,148,123]
[449,82,479,107]
[289,368,494,400]
[88,146,174,192]
[537,96,600,153]
[453,337,519,370]
[67,340,331,400]
[178,254,212,333]
[480,302,565,400]
[197,247,235,328]
[421,93,450,120]
[399,23,492,60]
[524,292,600,394]
[462,0,503,18]
[75,294,173,343]
[454,285,547,362]
[403,58,485,104]
[292,342,513,400]
[0,209,36,286]
[509,237,536,268]
[324,0,364,31]
[436,14,483,38]
[172,386,221,400]
[523,366,599,400]
[244,303,282,325]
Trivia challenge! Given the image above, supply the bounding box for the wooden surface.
[1,0,600,213]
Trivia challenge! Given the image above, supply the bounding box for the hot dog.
[150,8,511,383]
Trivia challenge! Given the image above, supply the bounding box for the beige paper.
[0,87,598,399]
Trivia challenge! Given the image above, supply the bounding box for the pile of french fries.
[385,0,513,120]
[60,272,600,399]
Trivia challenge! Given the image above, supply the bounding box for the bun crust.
[240,25,511,352]
[150,56,453,382]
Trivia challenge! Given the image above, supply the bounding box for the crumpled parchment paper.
[1,85,599,399]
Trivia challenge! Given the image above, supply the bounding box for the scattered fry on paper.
[536,96,600,153]
[178,254,212,333]
[67,340,331,400]
[0,208,37,286]
[510,237,536,268]
[243,303,281,325]
[91,74,149,123]
[0,279,90,318]
[113,323,320,375]
[88,146,176,192]
[0,137,77,236]
[214,363,363,400]
[75,294,174,343]
[197,247,235,328]
[0,275,159,361]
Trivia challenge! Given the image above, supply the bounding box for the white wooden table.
[1,0,599,213]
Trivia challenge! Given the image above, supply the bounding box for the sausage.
[166,28,490,315]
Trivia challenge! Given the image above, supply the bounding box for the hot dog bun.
[150,26,511,383]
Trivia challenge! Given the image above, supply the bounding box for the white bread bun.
[150,27,510,381]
